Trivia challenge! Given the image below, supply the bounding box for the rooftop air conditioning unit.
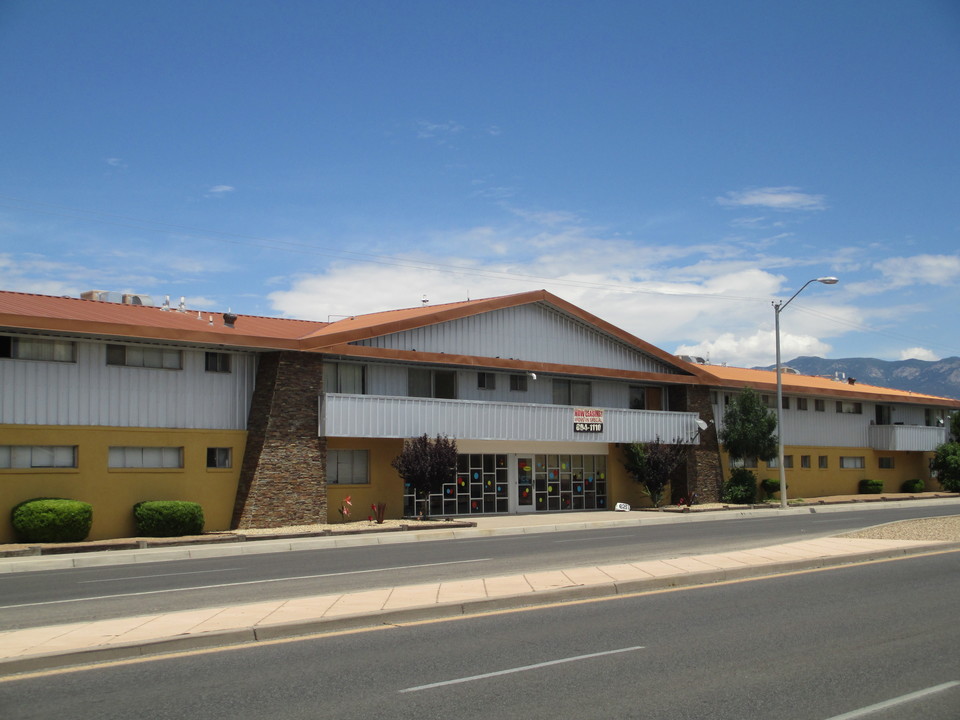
[80,290,125,303]
[122,294,154,306]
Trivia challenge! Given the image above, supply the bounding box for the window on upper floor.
[328,449,369,484]
[408,368,456,399]
[796,397,808,411]
[108,446,183,468]
[836,401,863,414]
[782,396,790,410]
[628,386,646,410]
[761,394,776,409]
[204,352,232,373]
[324,362,366,394]
[478,372,496,390]
[0,336,76,363]
[814,399,826,412]
[552,378,591,406]
[106,344,182,370]
[0,445,78,469]
[509,374,528,392]
[925,408,946,427]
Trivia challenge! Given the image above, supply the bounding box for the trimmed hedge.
[900,478,925,493]
[133,501,204,537]
[722,468,758,504]
[11,498,93,543]
[759,478,782,500]
[858,478,884,494]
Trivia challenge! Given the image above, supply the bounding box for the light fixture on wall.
[527,372,537,380]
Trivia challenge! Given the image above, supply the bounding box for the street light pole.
[774,276,839,509]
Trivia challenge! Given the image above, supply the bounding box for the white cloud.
[206,185,235,196]
[898,347,939,361]
[676,329,834,369]
[874,254,960,288]
[717,186,826,211]
[105,157,127,170]
[416,120,464,140]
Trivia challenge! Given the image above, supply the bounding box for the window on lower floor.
[108,446,183,468]
[328,449,369,484]
[878,457,895,469]
[818,455,829,469]
[767,456,792,468]
[801,455,811,469]
[206,447,232,468]
[552,378,591,406]
[731,457,759,469]
[0,336,76,362]
[0,445,77,468]
[840,456,865,469]
[107,344,182,369]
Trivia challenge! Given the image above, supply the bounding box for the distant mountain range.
[753,356,960,400]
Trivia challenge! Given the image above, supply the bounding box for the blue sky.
[1,0,958,367]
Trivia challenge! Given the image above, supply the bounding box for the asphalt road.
[2,550,958,720]
[1,504,957,630]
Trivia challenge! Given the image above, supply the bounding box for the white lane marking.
[0,558,491,610]
[824,681,960,719]
[78,568,242,583]
[399,646,645,693]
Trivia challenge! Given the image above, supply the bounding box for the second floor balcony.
[320,393,704,445]
[868,424,947,452]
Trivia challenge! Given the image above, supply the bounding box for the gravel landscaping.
[841,514,960,542]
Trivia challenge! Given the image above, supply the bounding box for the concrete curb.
[3,541,957,678]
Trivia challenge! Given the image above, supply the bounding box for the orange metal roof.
[0,291,325,349]
[702,364,960,408]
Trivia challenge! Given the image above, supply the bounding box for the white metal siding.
[353,304,681,374]
[321,393,699,444]
[0,340,257,429]
[868,425,947,451]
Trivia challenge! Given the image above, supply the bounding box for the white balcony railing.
[868,424,948,452]
[320,393,703,445]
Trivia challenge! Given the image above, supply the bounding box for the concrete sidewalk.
[2,533,956,677]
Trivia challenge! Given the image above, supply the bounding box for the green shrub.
[722,468,758,504]
[133,501,204,537]
[858,478,883,494]
[11,498,93,543]
[759,478,782,500]
[900,478,925,493]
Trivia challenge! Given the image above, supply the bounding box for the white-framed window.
[840,456,865,469]
[108,446,183,468]
[324,362,366,394]
[328,449,369,484]
[408,368,456,399]
[552,378,591,406]
[0,336,76,362]
[206,447,232,468]
[204,352,232,373]
[107,344,182,369]
[0,445,77,468]
[731,457,759,469]
[509,374,528,392]
[478,372,496,390]
[836,401,863,414]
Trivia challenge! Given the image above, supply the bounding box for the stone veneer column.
[232,351,327,528]
[668,384,724,503]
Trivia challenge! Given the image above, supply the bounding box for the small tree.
[950,411,960,442]
[392,434,458,518]
[622,437,687,507]
[930,441,960,492]
[718,387,778,465]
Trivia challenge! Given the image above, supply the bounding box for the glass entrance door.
[515,456,535,513]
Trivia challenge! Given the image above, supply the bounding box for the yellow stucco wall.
[0,425,246,542]
[719,445,936,499]
[325,437,406,523]
[606,444,657,508]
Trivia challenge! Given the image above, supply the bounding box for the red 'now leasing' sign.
[573,408,603,433]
